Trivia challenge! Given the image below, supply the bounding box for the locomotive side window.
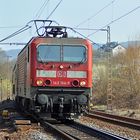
[63,45,86,62]
[37,45,61,62]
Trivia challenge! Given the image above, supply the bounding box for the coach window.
[37,45,61,62]
[63,45,86,62]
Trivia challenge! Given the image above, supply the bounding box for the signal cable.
[46,0,63,19]
[87,5,140,37]
[75,0,116,28]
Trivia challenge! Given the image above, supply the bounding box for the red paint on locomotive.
[29,37,92,88]
[13,31,93,119]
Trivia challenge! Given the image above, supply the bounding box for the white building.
[112,44,126,56]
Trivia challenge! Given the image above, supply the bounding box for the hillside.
[5,49,21,59]
[93,40,140,50]
[120,40,140,47]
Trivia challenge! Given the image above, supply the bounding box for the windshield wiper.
[79,52,86,64]
[79,58,85,64]
[37,52,48,64]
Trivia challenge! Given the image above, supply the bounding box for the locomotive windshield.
[37,45,86,63]
[37,45,60,62]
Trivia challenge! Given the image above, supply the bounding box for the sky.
[0,0,140,50]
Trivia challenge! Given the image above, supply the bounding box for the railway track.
[87,110,140,130]
[49,120,130,140]
[34,113,129,140]
[0,100,131,140]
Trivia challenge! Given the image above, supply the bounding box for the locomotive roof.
[31,36,89,44]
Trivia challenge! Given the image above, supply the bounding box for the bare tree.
[93,43,140,109]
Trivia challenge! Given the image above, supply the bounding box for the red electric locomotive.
[12,20,93,119]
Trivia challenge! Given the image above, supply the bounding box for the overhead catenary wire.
[0,1,50,34]
[0,0,103,46]
[32,0,63,35]
[72,27,107,31]
[87,5,140,38]
[0,22,100,47]
[0,26,22,29]
[75,0,116,28]
[69,27,102,47]
[0,24,100,47]
[0,1,50,33]
[0,19,59,43]
[34,0,50,20]
[0,0,110,45]
[0,20,39,43]
[0,42,26,45]
[46,0,63,20]
[0,25,31,42]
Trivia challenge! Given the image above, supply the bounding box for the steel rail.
[13,106,75,140]
[40,120,75,140]
[29,113,75,140]
[87,110,140,130]
[29,112,129,140]
[70,121,129,140]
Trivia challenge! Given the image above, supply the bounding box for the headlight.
[36,79,43,86]
[80,81,86,87]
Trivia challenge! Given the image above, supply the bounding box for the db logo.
[57,71,67,77]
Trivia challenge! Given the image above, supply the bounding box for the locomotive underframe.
[16,87,92,119]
